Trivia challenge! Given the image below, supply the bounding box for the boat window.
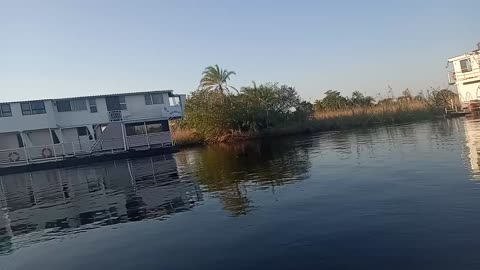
[169,96,180,106]
[145,93,164,105]
[57,99,87,112]
[0,104,12,117]
[21,101,46,115]
[119,96,127,110]
[88,98,98,113]
[146,120,169,133]
[77,127,88,136]
[460,59,473,73]
[125,123,146,136]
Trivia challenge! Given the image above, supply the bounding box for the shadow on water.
[175,137,317,216]
[0,155,202,255]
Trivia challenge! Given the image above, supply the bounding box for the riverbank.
[172,100,442,146]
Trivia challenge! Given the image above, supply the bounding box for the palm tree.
[199,65,237,95]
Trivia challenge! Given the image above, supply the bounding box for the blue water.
[2,119,480,269]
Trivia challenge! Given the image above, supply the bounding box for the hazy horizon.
[1,0,479,102]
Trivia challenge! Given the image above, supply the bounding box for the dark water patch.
[2,119,480,269]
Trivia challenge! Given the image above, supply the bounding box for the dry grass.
[312,100,438,130]
[315,99,431,120]
[171,128,204,146]
[173,100,440,146]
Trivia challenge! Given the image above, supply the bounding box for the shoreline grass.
[173,100,441,147]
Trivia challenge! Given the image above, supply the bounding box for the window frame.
[70,99,87,111]
[88,98,98,113]
[169,96,181,106]
[119,96,127,110]
[31,101,46,114]
[57,99,87,112]
[146,120,169,133]
[145,93,164,105]
[77,127,89,137]
[125,123,146,136]
[56,100,72,112]
[460,59,473,73]
[21,101,46,115]
[0,104,12,117]
[21,103,32,115]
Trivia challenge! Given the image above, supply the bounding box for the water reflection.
[176,139,313,216]
[3,121,480,269]
[462,118,480,178]
[0,155,202,255]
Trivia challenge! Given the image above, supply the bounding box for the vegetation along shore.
[172,65,458,146]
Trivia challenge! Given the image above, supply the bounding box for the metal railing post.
[23,147,30,164]
[52,144,57,161]
[144,121,150,149]
[61,143,66,157]
[121,123,128,151]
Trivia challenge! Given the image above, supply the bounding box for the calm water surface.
[2,119,480,269]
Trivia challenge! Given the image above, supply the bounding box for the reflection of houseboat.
[462,119,480,179]
[0,156,202,253]
[448,43,480,112]
[0,91,185,170]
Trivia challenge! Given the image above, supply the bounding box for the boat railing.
[0,141,96,167]
[0,131,174,168]
[108,110,124,122]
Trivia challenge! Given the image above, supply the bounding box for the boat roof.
[448,49,480,62]
[0,90,176,104]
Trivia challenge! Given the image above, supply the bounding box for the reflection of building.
[462,119,480,178]
[0,155,202,254]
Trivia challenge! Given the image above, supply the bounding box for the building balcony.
[449,68,480,85]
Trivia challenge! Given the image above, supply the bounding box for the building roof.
[448,49,480,62]
[0,90,175,104]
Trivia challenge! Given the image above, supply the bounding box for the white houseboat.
[448,43,480,110]
[0,90,186,169]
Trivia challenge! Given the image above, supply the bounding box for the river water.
[2,119,480,269]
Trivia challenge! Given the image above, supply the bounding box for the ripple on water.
[2,119,480,270]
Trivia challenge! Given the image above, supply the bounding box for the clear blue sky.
[1,0,479,102]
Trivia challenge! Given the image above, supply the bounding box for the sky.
[1,0,479,102]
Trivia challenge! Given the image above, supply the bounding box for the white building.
[0,90,186,168]
[448,43,480,108]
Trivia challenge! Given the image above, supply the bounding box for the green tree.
[237,82,301,130]
[320,90,349,110]
[237,82,277,130]
[350,91,374,107]
[294,101,314,122]
[275,85,301,113]
[184,89,234,139]
[199,65,237,95]
[313,99,324,111]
